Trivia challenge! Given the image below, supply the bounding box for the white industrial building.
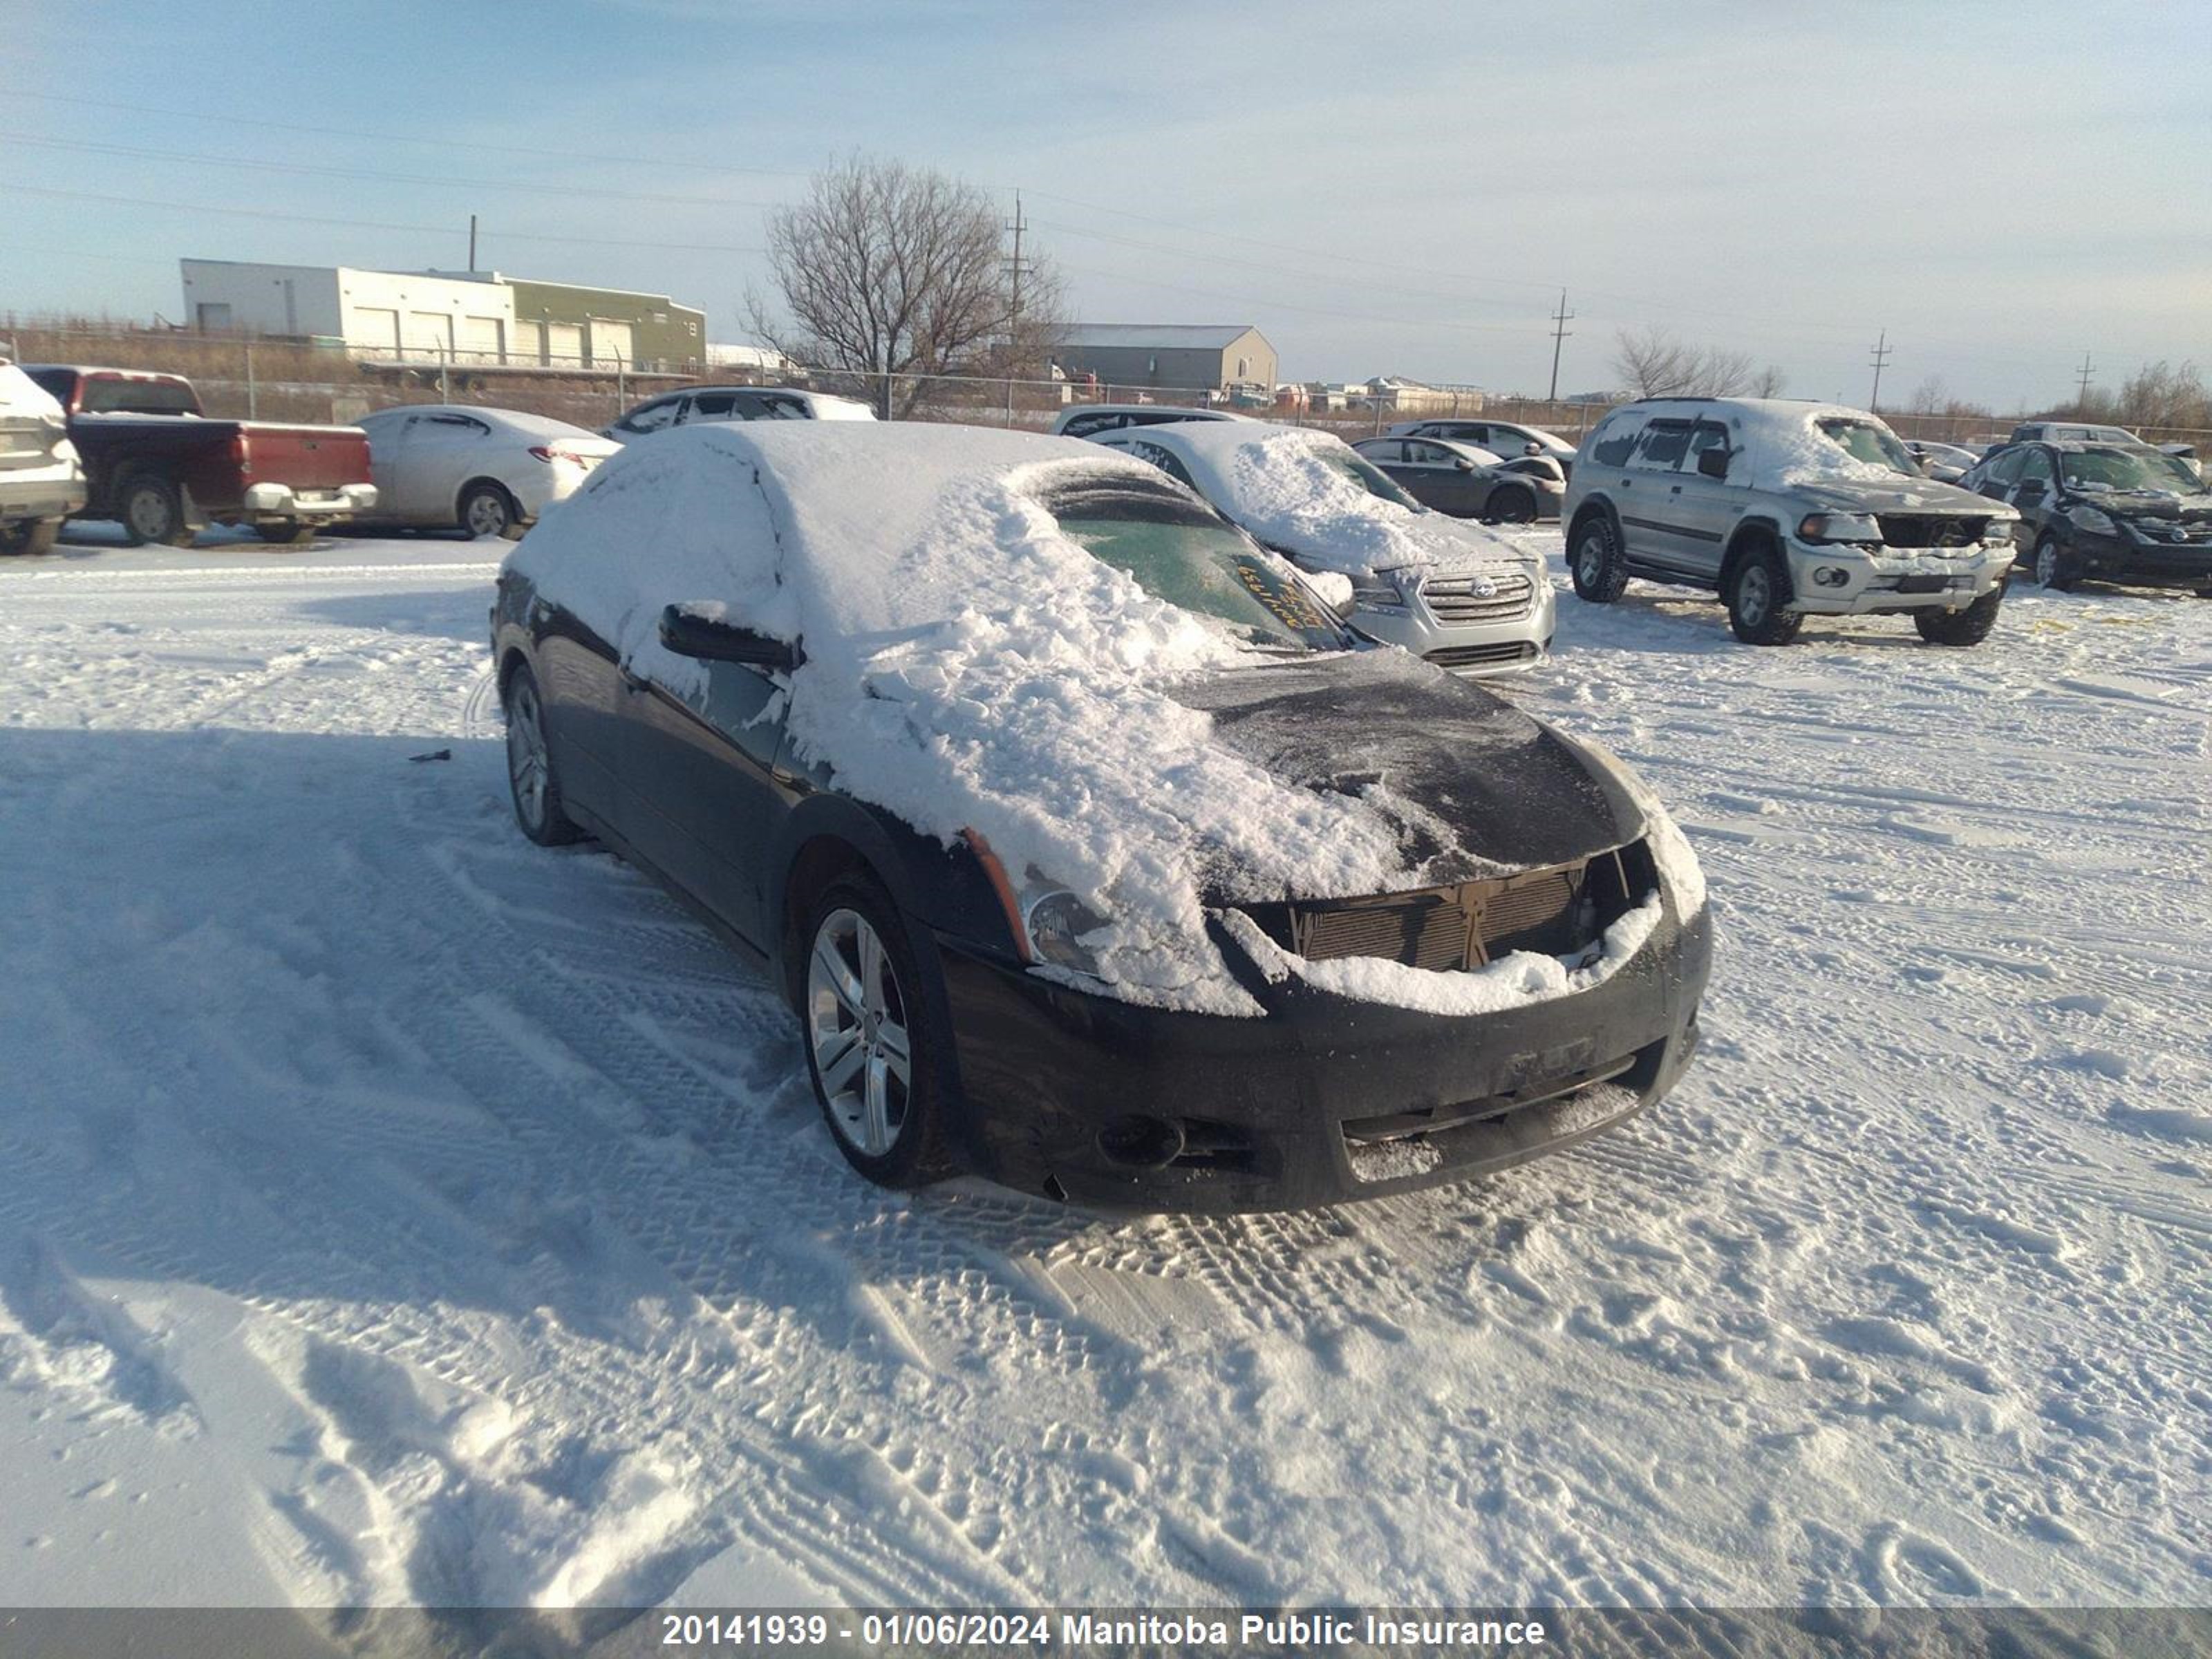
[180,261,515,361]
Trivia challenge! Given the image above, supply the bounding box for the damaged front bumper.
[932,897,1712,1215]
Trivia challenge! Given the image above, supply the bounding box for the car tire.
[1569,514,1629,603]
[1486,485,1538,525]
[458,481,521,541]
[1915,589,2003,647]
[0,519,60,556]
[501,662,583,847]
[2032,532,2079,592]
[1725,544,1803,645]
[800,877,954,1189]
[117,472,192,548]
[256,519,310,545]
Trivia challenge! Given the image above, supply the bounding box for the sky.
[3,0,2207,410]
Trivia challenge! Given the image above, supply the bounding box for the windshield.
[1815,418,1920,477]
[2059,447,2205,496]
[1313,447,1423,510]
[1042,481,1355,654]
[79,378,198,416]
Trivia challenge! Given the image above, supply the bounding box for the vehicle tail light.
[528,445,590,465]
[232,431,250,476]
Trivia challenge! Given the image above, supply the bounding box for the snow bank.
[507,424,1546,1013]
[1159,423,1536,581]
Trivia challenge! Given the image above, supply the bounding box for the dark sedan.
[490,424,1709,1212]
[1352,435,1565,523]
[1961,440,2212,592]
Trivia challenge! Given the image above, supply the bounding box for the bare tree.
[1610,326,1770,399]
[1750,364,1789,398]
[747,156,1067,420]
[2115,359,2209,430]
[1904,375,1950,415]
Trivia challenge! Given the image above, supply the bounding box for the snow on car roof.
[1114,420,1532,578]
[1362,434,1505,467]
[1627,397,1921,489]
[507,421,1481,1011]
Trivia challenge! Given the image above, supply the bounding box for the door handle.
[1669,485,1683,494]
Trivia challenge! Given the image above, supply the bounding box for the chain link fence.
[6,321,2207,453]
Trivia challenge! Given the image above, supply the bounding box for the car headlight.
[52,437,78,464]
[1022,885,1110,977]
[2072,507,2116,535]
[1797,512,1883,544]
[1350,576,1407,610]
[1982,518,2017,545]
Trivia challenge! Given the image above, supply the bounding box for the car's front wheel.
[1725,545,1803,645]
[1569,514,1628,602]
[1915,589,2003,646]
[802,879,952,1188]
[0,518,60,556]
[2032,532,2079,592]
[503,663,582,846]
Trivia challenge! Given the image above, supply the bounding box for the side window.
[1980,448,2026,486]
[1588,414,1644,469]
[2017,448,2055,486]
[756,395,809,420]
[427,414,490,438]
[1407,442,1452,466]
[1629,419,1694,471]
[1127,440,1197,488]
[621,397,683,435]
[1685,422,1732,478]
[688,391,740,420]
[1062,413,1116,438]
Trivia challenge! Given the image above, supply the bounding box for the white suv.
[0,362,86,556]
[1562,398,2018,646]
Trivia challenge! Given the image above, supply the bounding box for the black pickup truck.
[21,366,378,545]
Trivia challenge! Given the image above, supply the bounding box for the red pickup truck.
[22,366,377,545]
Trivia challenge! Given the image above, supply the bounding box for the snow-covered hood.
[1789,476,2004,516]
[1170,650,1640,883]
[1168,423,1537,580]
[2067,489,2212,523]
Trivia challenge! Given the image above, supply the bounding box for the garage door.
[547,324,583,369]
[588,319,633,369]
[458,314,505,364]
[351,307,401,355]
[407,312,453,358]
[509,319,545,366]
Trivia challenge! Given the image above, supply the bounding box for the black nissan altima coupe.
[490,422,1711,1212]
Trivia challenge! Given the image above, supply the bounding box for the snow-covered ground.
[1,526,2206,1614]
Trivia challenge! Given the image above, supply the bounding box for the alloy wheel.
[506,677,550,832]
[807,908,912,1158]
[1736,563,1772,626]
[465,488,513,538]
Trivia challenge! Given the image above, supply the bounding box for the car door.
[1359,440,1433,505]
[1407,440,1485,515]
[612,487,791,944]
[358,412,415,519]
[2007,446,2060,537]
[1665,418,1744,579]
[410,413,490,521]
[1612,418,1703,572]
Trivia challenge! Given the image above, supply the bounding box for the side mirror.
[659,603,804,671]
[1522,442,1542,457]
[1454,458,1474,471]
[1696,448,1731,480]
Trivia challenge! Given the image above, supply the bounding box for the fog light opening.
[1096,1115,1187,1170]
[1813,565,1850,588]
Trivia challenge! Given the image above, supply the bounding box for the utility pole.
[1003,191,1029,426]
[1546,289,1574,403]
[468,214,478,274]
[1867,330,1893,412]
[2074,352,2096,413]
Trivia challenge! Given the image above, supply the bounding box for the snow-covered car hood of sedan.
[507,422,1688,1015]
[1164,423,1537,581]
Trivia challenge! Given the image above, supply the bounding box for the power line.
[1547,289,1575,401]
[0,131,778,212]
[1868,329,1893,411]
[0,183,766,256]
[2074,351,2096,411]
